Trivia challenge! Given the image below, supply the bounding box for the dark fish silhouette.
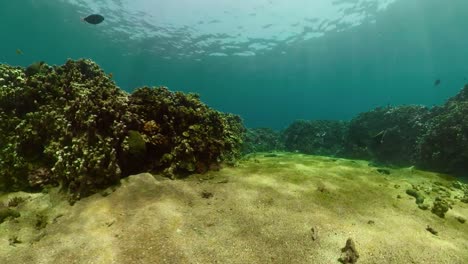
[16,49,23,55]
[82,14,104,25]
[434,79,441,86]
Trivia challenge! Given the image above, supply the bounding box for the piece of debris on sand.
[310,226,319,241]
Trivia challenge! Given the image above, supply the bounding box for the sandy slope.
[0,153,467,264]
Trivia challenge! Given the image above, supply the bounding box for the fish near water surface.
[82,14,104,25]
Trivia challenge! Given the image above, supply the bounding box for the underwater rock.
[462,196,468,203]
[201,191,213,199]
[338,238,359,264]
[282,120,348,156]
[7,196,26,207]
[130,87,245,178]
[242,128,284,154]
[418,204,430,210]
[431,197,450,218]
[120,130,147,175]
[426,225,438,235]
[28,167,54,188]
[463,187,468,202]
[460,186,468,203]
[0,59,245,200]
[376,168,391,175]
[8,236,22,246]
[406,189,425,204]
[0,59,134,199]
[0,207,20,223]
[455,216,466,224]
[344,105,430,166]
[35,214,48,230]
[431,184,452,199]
[416,85,468,175]
[452,181,463,190]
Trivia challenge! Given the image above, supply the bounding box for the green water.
[1,0,468,129]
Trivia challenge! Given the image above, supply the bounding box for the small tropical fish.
[82,14,104,25]
[16,49,23,55]
[434,79,441,86]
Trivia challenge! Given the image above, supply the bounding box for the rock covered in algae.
[0,205,20,223]
[456,216,466,224]
[462,189,468,203]
[242,127,285,154]
[405,189,425,204]
[128,86,245,178]
[0,59,245,201]
[120,130,147,174]
[431,197,450,218]
[282,120,348,156]
[426,225,438,235]
[343,105,430,166]
[338,238,359,264]
[416,84,468,175]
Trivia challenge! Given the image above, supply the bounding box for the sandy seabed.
[1,153,467,264]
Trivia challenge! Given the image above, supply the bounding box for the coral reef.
[0,59,135,200]
[416,84,468,175]
[343,105,430,166]
[0,59,244,200]
[2,57,468,202]
[242,127,284,154]
[282,120,348,156]
[128,86,244,177]
[244,84,468,181]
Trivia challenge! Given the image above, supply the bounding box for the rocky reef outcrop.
[0,59,244,201]
[242,127,284,154]
[282,120,348,156]
[343,105,431,166]
[256,84,468,176]
[416,84,468,175]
